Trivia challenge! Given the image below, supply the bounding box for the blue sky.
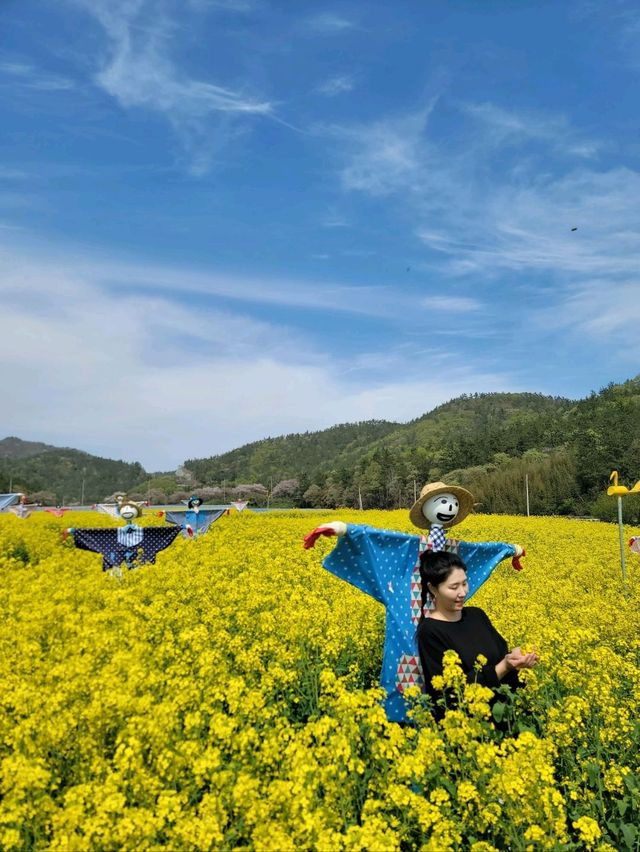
[1,0,639,470]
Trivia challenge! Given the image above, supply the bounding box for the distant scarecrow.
[162,495,227,537]
[64,498,189,572]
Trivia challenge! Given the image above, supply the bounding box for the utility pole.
[525,474,530,517]
[358,486,363,511]
[81,468,86,505]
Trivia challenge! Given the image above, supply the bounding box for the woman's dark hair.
[417,550,468,629]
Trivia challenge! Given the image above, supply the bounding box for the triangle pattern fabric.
[395,653,425,693]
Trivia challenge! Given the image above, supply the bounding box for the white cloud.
[460,102,602,158]
[536,279,640,345]
[71,0,272,174]
[422,296,481,312]
[0,60,75,91]
[304,13,357,34]
[79,256,409,317]
[187,0,257,11]
[317,74,355,96]
[0,238,514,470]
[338,108,435,196]
[0,168,29,180]
[333,103,640,343]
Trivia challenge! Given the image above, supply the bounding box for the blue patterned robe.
[71,524,183,571]
[323,524,515,722]
[165,509,226,536]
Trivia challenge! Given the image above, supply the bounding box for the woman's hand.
[505,647,539,670]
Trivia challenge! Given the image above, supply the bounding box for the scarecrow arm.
[455,540,524,597]
[303,521,347,549]
[322,523,421,604]
[512,544,525,571]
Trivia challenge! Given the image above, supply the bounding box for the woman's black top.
[417,606,520,711]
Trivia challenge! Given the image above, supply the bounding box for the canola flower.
[0,509,639,850]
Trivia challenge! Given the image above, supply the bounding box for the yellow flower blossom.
[0,509,638,849]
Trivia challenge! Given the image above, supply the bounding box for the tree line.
[3,377,639,522]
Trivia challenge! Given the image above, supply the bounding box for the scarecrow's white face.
[422,492,460,525]
[119,504,139,521]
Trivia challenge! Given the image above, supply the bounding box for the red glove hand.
[185,525,193,537]
[303,526,338,549]
[512,548,526,571]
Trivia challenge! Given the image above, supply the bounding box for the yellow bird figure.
[607,471,630,496]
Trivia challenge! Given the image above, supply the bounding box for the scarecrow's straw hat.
[409,481,474,529]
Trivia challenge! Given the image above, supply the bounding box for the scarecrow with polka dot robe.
[304,482,524,723]
[63,498,190,573]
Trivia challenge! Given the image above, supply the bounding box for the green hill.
[182,379,640,519]
[181,393,573,508]
[0,437,58,460]
[4,375,639,518]
[0,440,146,504]
[184,420,400,485]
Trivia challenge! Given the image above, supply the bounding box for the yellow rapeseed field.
[0,509,639,851]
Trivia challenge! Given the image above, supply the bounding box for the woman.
[303,481,524,723]
[416,550,538,716]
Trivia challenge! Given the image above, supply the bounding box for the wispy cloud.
[536,278,640,345]
[321,210,350,228]
[329,96,640,358]
[71,0,272,174]
[0,168,30,180]
[88,257,405,317]
[0,238,514,469]
[460,101,602,158]
[187,0,257,11]
[303,13,357,34]
[422,296,481,312]
[0,60,75,91]
[316,74,356,96]
[333,100,638,295]
[337,108,435,196]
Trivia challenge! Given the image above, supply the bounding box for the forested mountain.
[183,393,573,505]
[184,420,401,484]
[183,379,640,521]
[3,376,639,519]
[0,439,146,504]
[0,437,58,459]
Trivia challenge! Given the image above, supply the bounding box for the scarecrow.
[162,495,227,537]
[2,494,32,518]
[0,493,23,513]
[63,498,190,572]
[45,506,71,517]
[95,494,129,518]
[304,482,524,722]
